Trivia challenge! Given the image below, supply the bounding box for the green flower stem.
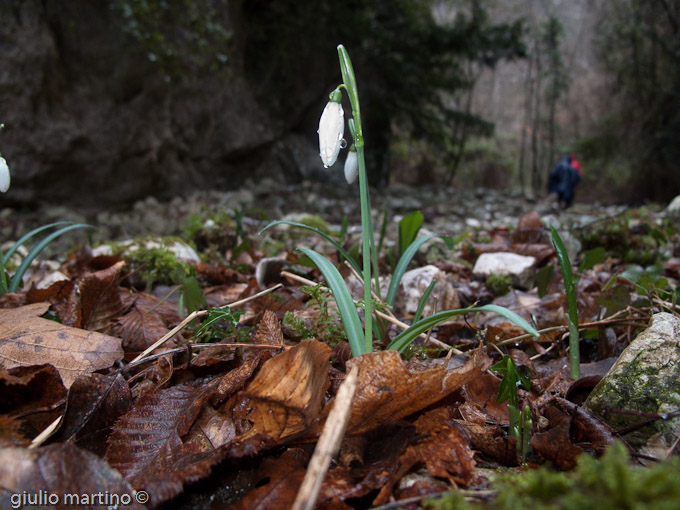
[339,44,374,353]
[357,143,373,352]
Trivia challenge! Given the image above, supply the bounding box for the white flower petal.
[0,157,10,193]
[318,101,344,167]
[344,151,358,184]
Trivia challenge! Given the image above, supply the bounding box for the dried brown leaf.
[373,407,477,506]
[227,448,309,510]
[0,364,66,442]
[0,443,144,509]
[111,307,173,352]
[0,303,123,388]
[78,260,127,332]
[133,292,181,327]
[317,349,490,436]
[253,309,284,345]
[106,382,220,504]
[513,210,544,244]
[25,279,75,304]
[242,340,332,441]
[53,373,131,456]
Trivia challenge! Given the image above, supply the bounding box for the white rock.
[465,218,482,229]
[393,264,459,317]
[472,252,537,290]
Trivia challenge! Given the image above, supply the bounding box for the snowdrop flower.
[0,156,9,193]
[344,147,358,184]
[318,90,344,167]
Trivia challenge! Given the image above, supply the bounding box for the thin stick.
[131,283,282,363]
[28,416,62,449]
[292,365,358,510]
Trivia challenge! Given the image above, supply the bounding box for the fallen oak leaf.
[0,303,123,388]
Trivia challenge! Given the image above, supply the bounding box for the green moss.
[432,442,680,509]
[486,273,512,296]
[121,240,189,291]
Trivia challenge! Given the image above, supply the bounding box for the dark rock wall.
[0,0,325,209]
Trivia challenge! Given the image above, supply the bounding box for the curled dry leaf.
[0,364,66,444]
[78,260,127,332]
[315,349,491,436]
[242,340,333,441]
[0,303,123,388]
[0,443,144,509]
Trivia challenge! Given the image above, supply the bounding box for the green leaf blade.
[300,248,366,356]
[386,234,453,307]
[386,303,538,354]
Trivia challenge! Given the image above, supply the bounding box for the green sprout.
[550,225,580,379]
[491,355,533,461]
[262,45,539,357]
[1,222,93,294]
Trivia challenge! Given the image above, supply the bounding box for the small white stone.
[472,252,537,290]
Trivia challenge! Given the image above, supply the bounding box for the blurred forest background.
[0,0,678,209]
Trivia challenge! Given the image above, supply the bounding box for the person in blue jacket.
[548,154,582,209]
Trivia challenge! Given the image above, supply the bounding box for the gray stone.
[393,265,460,317]
[584,313,680,459]
[472,252,537,290]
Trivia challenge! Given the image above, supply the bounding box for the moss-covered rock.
[584,312,680,458]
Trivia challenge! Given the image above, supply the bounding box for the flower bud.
[318,91,344,168]
[344,147,358,184]
[0,157,9,193]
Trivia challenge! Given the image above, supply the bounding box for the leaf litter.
[0,205,678,508]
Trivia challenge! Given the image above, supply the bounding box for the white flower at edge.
[318,98,344,168]
[344,149,358,184]
[0,157,9,193]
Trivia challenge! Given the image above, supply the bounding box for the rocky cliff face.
[0,0,326,209]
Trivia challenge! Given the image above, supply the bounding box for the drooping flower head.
[0,156,9,193]
[318,89,344,168]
